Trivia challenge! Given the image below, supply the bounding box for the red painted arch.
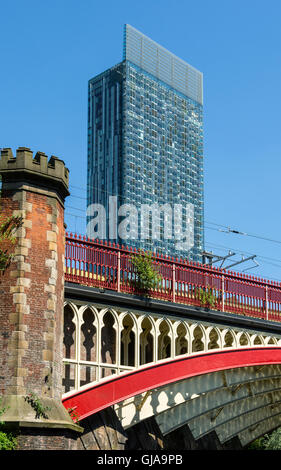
[62,347,281,421]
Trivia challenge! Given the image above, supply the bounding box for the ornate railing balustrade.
[65,233,281,323]
[62,301,281,395]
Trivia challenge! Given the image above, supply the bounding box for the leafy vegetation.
[131,250,162,294]
[0,431,17,451]
[0,215,22,272]
[24,392,51,420]
[0,399,17,450]
[197,287,217,308]
[247,428,281,450]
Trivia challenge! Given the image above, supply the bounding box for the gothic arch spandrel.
[139,316,155,365]
[264,336,278,345]
[63,303,78,360]
[191,324,205,353]
[101,310,117,365]
[250,334,264,346]
[237,331,250,347]
[121,313,136,367]
[207,326,221,351]
[99,307,119,330]
[119,310,138,334]
[80,307,97,362]
[222,329,236,349]
[175,322,189,356]
[157,319,172,361]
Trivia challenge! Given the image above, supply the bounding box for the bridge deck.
[62,235,281,447]
[65,233,281,323]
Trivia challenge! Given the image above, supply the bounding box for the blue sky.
[1,0,281,281]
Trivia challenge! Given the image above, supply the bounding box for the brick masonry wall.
[0,187,65,399]
[0,189,21,394]
[16,427,81,450]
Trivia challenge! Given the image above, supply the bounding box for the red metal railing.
[64,233,281,323]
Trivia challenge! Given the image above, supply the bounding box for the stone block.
[13,292,27,304]
[47,231,57,243]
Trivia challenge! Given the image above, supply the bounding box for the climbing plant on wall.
[0,215,22,271]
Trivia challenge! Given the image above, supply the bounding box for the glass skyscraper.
[87,24,204,261]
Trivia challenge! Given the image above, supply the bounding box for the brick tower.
[0,147,82,449]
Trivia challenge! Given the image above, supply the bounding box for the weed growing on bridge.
[131,250,162,294]
[198,287,217,309]
[24,392,51,420]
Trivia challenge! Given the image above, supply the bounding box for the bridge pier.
[0,147,82,450]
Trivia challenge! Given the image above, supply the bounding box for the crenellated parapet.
[0,147,69,202]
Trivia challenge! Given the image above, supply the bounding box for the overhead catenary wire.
[205,221,281,246]
[66,182,281,244]
[65,208,281,267]
[65,199,281,250]
[205,240,281,264]
[64,184,281,278]
[68,182,281,247]
[65,205,281,250]
[204,241,281,281]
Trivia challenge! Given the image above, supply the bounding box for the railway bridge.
[61,235,281,450]
[1,146,281,450]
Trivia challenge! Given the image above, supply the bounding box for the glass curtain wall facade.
[87,25,204,261]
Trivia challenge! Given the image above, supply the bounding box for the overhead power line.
[205,222,281,246]
[205,241,281,274]
[66,183,281,246]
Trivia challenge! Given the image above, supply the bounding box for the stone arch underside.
[115,363,281,448]
[62,348,281,448]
